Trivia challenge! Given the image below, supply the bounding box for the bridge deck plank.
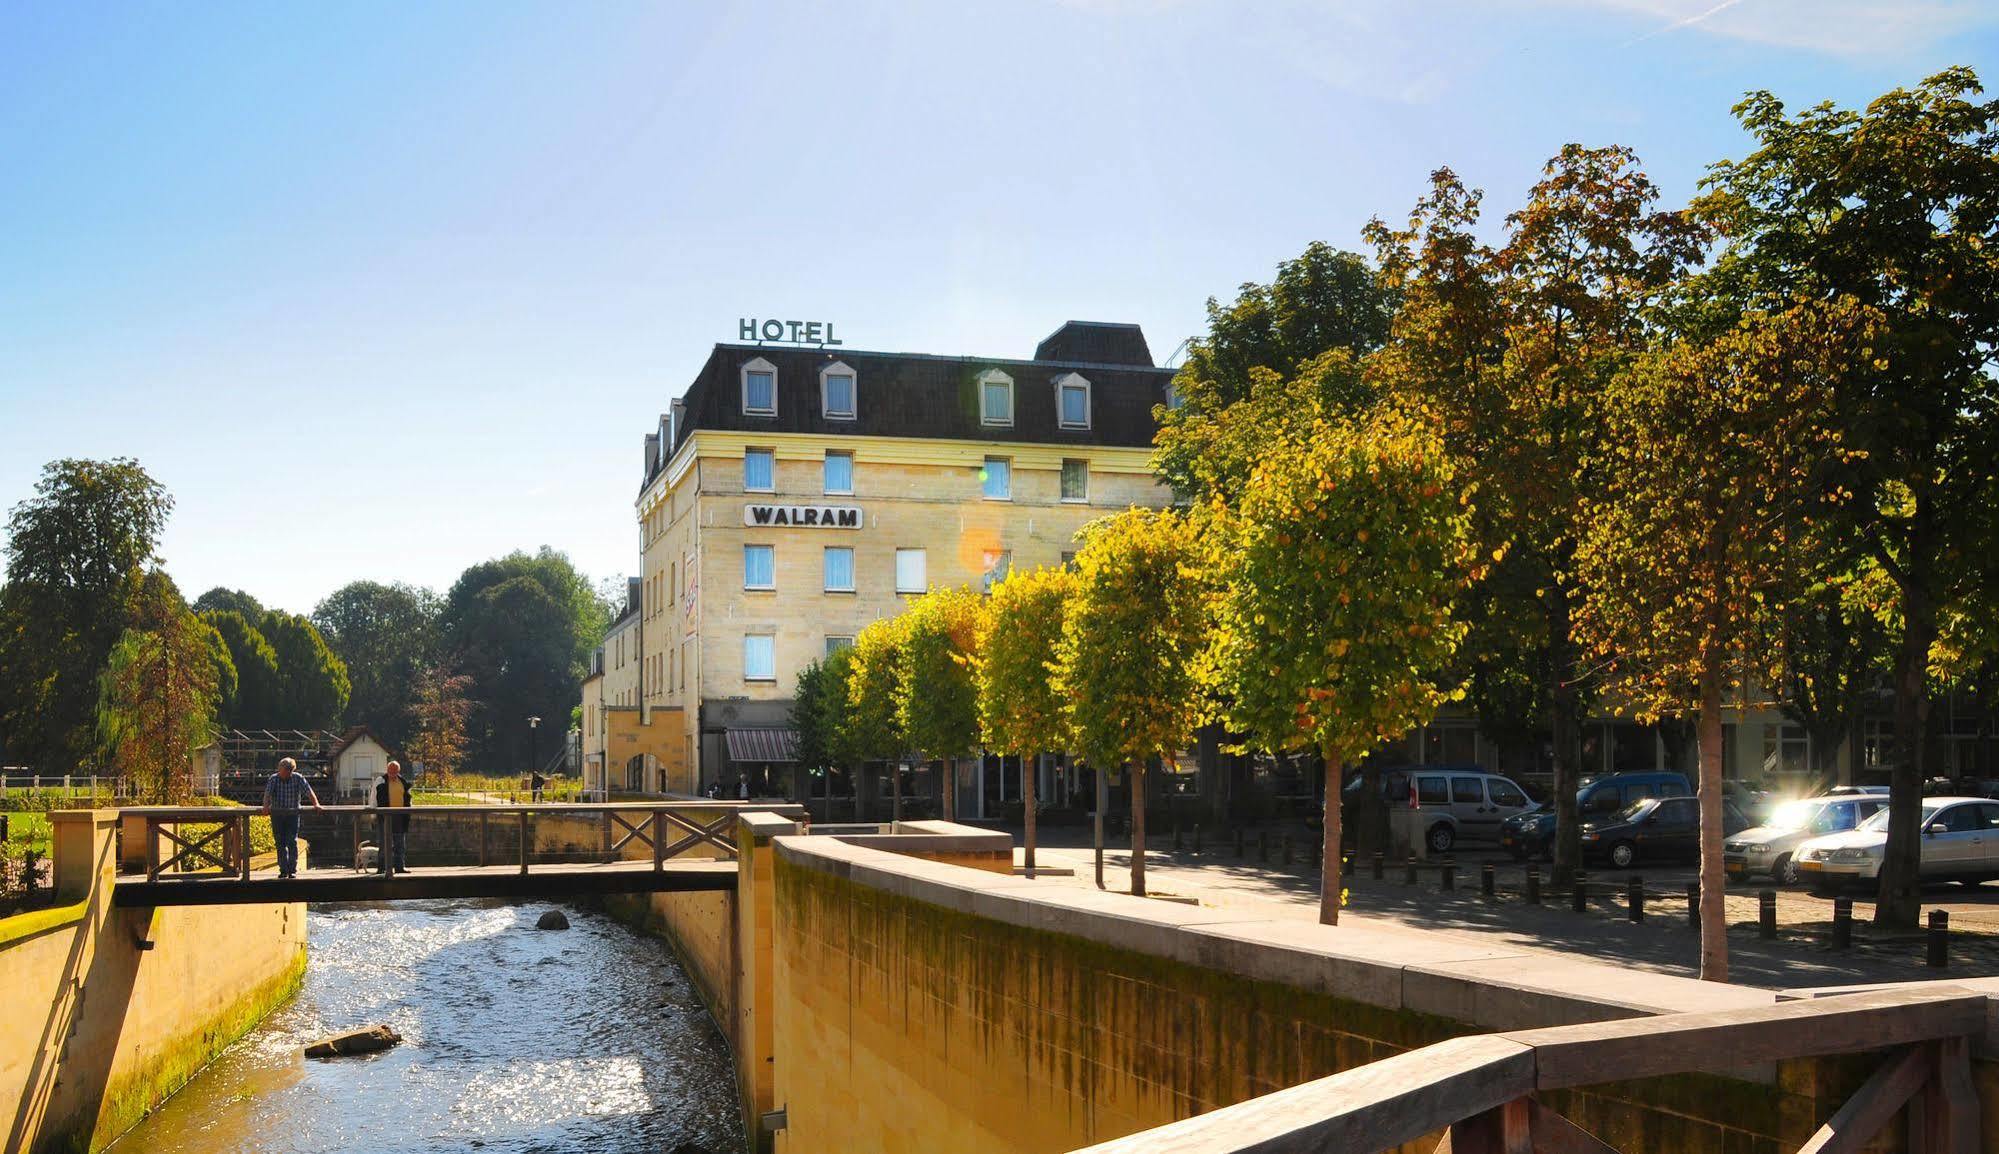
[110,859,736,907]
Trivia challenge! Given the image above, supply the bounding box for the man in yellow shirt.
[374,760,414,873]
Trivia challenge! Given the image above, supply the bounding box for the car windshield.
[1763,800,1824,832]
[1611,798,1654,823]
[1859,804,1938,833]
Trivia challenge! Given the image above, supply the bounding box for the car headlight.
[1832,846,1881,862]
[1742,843,1767,854]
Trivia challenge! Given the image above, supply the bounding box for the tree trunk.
[1093,766,1106,890]
[1549,656,1583,886]
[1875,582,1937,929]
[1130,763,1147,897]
[1321,743,1344,925]
[1022,750,1037,879]
[1697,664,1728,983]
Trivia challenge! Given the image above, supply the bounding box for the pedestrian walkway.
[1020,837,1994,988]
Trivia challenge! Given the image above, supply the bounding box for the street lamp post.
[527,716,541,795]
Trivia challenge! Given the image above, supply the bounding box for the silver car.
[1723,793,1887,884]
[1795,797,1999,889]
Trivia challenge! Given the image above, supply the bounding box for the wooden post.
[1448,1098,1531,1154]
[518,809,529,876]
[146,816,160,883]
[351,812,361,872]
[652,810,665,872]
[377,810,389,877]
[239,814,251,880]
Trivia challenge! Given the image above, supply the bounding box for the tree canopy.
[313,580,440,748]
[1213,408,1476,922]
[258,611,351,731]
[97,569,218,802]
[0,458,173,771]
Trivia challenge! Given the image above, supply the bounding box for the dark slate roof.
[1033,321,1154,367]
[647,327,1173,489]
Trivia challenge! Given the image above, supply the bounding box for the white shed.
[326,727,397,799]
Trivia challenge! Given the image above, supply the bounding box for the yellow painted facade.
[629,427,1170,791]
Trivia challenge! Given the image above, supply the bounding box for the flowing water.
[113,899,743,1153]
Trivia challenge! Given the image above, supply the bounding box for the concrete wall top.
[773,835,1799,1043]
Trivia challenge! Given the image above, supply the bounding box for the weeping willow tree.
[97,570,221,804]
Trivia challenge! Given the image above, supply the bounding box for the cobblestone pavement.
[1021,828,1999,989]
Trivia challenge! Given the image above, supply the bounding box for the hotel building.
[581,320,1176,800]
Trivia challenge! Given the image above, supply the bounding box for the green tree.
[1780,569,1892,787]
[1366,146,1709,885]
[258,611,350,730]
[1574,301,1873,981]
[313,580,440,748]
[1155,242,1395,504]
[96,570,219,803]
[1056,510,1208,897]
[977,566,1076,877]
[897,587,984,820]
[441,548,610,772]
[1692,69,1999,927]
[0,458,173,771]
[792,648,856,814]
[842,616,909,816]
[1214,409,1476,923]
[201,609,281,728]
[192,587,264,619]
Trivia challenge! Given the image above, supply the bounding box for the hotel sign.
[744,503,862,529]
[739,318,844,346]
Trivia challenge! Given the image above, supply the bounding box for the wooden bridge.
[110,802,806,907]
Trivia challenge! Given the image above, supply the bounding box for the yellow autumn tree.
[975,566,1076,878]
[1214,407,1478,924]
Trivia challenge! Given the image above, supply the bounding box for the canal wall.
[758,833,1999,1154]
[0,811,306,1154]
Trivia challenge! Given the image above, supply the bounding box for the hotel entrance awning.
[725,727,799,763]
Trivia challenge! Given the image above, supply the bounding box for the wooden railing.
[118,802,808,883]
[1068,987,1984,1154]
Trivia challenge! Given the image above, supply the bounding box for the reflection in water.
[114,899,741,1153]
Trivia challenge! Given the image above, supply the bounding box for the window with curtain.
[823,451,853,494]
[743,635,775,681]
[824,546,855,592]
[1061,459,1088,502]
[743,544,774,589]
[744,449,774,491]
[895,548,926,593]
[982,457,1011,500]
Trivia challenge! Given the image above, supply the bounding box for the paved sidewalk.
[1018,836,1999,989]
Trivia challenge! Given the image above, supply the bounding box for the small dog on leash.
[354,843,380,871]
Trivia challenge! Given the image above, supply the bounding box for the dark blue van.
[1499,772,1692,860]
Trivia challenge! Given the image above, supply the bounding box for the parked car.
[1795,797,1999,890]
[1577,772,1693,818]
[1579,795,1750,869]
[1723,793,1888,884]
[1498,772,1699,861]
[1397,768,1536,854]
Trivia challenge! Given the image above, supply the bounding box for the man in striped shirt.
[261,757,322,878]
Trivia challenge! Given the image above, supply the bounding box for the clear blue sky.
[3,1,1993,615]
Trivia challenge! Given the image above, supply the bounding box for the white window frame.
[895,548,927,594]
[744,447,775,493]
[1060,458,1089,503]
[819,361,857,420]
[823,450,854,495]
[1054,372,1092,430]
[743,634,776,683]
[823,545,856,593]
[743,544,775,591]
[977,368,1014,427]
[740,357,778,416]
[982,456,1012,501]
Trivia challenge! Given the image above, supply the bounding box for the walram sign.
[743,504,862,529]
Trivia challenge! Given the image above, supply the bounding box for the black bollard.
[1372,851,1385,880]
[1627,876,1645,922]
[1572,870,1589,913]
[1441,861,1456,892]
[1831,898,1852,950]
[1194,824,1202,854]
[1282,834,1293,867]
[1758,890,1777,940]
[1405,855,1418,885]
[1525,867,1541,905]
[1259,832,1269,863]
[1928,909,1949,968]
[1686,881,1699,929]
[1481,863,1496,898]
[1173,824,1184,853]
[1234,828,1245,859]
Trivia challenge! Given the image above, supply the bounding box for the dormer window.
[741,357,778,416]
[978,368,1014,427]
[820,361,857,420]
[1054,372,1091,429]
